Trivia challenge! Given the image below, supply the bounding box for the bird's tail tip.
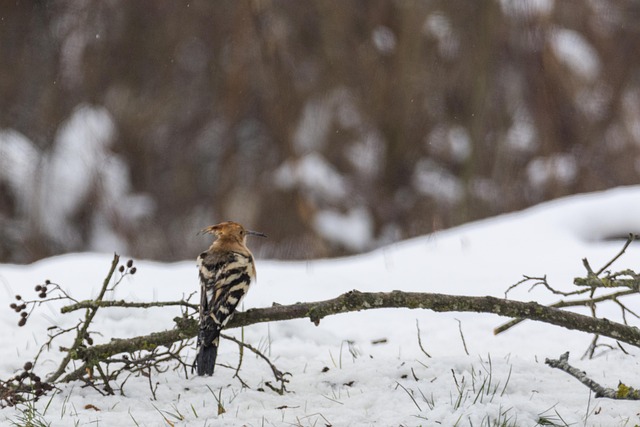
[194,345,218,376]
[194,333,219,376]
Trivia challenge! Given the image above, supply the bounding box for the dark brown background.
[1,1,639,263]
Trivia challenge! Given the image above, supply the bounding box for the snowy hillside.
[2,186,640,426]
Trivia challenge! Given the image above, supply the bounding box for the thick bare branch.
[71,290,640,370]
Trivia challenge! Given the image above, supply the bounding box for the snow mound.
[1,186,640,425]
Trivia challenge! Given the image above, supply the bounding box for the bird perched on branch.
[194,221,266,376]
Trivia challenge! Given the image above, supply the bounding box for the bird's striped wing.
[198,250,254,335]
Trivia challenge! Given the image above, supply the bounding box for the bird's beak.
[247,230,267,238]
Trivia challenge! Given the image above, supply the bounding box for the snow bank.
[1,186,640,425]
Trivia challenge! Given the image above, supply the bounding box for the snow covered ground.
[2,186,640,426]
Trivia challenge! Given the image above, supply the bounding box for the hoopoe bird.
[194,221,266,376]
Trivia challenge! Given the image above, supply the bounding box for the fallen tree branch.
[72,290,640,370]
[545,352,640,399]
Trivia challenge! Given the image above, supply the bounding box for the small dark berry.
[130,267,137,275]
[15,295,22,301]
[20,312,28,318]
[23,362,33,371]
[39,292,47,298]
[86,337,93,345]
[19,304,26,310]
[35,285,42,292]
[126,259,133,268]
[45,279,51,285]
[10,303,17,309]
[118,265,125,273]
[19,371,28,380]
[33,375,41,383]
[18,318,26,327]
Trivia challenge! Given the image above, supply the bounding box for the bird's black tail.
[194,327,220,376]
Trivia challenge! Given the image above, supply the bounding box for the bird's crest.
[198,221,266,240]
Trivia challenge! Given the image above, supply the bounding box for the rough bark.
[72,290,640,369]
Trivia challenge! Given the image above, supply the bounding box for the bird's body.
[194,221,265,376]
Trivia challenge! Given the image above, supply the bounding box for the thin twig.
[146,367,158,401]
[596,234,635,276]
[505,275,589,298]
[581,334,600,360]
[94,363,114,395]
[61,300,198,314]
[581,303,599,360]
[47,253,120,383]
[230,327,250,389]
[415,320,431,358]
[220,333,291,394]
[455,318,469,356]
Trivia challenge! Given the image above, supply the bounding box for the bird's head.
[199,221,267,245]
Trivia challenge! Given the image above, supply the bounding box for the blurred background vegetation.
[1,0,640,263]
